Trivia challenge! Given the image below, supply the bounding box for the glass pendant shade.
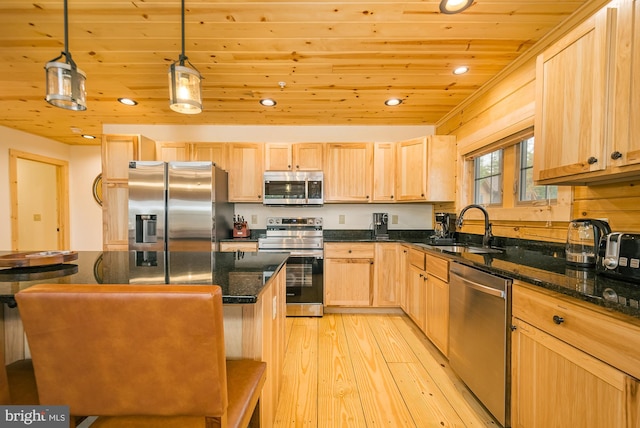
[45,60,87,111]
[169,63,202,114]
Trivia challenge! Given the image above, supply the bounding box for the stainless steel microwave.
[263,171,323,205]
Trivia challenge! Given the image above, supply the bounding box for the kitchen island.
[0,250,288,427]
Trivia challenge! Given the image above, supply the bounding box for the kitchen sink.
[416,242,503,255]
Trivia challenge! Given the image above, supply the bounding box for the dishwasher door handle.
[454,274,505,299]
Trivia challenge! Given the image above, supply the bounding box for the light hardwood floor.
[274,313,499,427]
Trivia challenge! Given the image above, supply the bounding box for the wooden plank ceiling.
[0,1,591,145]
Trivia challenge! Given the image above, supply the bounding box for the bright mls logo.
[1,406,68,427]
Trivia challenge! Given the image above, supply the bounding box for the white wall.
[0,126,102,250]
[235,203,432,230]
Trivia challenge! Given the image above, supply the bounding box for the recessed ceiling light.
[453,66,469,75]
[439,0,473,14]
[118,97,138,106]
[260,98,277,107]
[385,98,403,106]
[81,134,96,139]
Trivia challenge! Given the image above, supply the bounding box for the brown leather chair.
[15,284,266,428]
[0,334,39,405]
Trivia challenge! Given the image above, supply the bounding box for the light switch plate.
[339,214,345,224]
[392,215,398,224]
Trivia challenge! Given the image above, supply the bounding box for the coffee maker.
[373,213,389,240]
[432,212,456,243]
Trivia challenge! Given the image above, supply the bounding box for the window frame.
[473,148,504,206]
[516,135,558,205]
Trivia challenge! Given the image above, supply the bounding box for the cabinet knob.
[391,195,394,199]
[348,250,352,253]
[552,315,565,325]
[258,195,262,199]
[288,164,292,169]
[421,193,425,197]
[296,164,299,169]
[366,195,370,199]
[587,157,598,165]
[611,151,623,160]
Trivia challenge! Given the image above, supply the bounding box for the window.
[474,149,503,205]
[518,137,557,202]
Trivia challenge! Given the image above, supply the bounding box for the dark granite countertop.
[322,229,640,320]
[0,251,288,307]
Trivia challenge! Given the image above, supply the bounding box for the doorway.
[9,149,70,251]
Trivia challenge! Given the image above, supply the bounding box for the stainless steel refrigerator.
[128,161,234,253]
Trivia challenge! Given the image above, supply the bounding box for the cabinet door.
[399,246,410,311]
[324,143,373,202]
[373,142,396,202]
[191,143,228,171]
[610,0,640,169]
[293,143,323,170]
[102,135,137,181]
[425,135,456,201]
[512,318,637,428]
[102,182,129,250]
[264,143,292,171]
[406,265,426,331]
[396,137,427,201]
[373,243,398,307]
[155,142,189,161]
[426,274,449,356]
[533,8,613,184]
[324,258,372,306]
[228,143,264,202]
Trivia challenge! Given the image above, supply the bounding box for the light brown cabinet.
[155,142,190,161]
[512,282,640,427]
[533,4,640,185]
[227,143,264,202]
[264,142,323,171]
[101,134,155,250]
[404,247,427,330]
[373,142,396,202]
[373,242,399,307]
[324,242,374,307]
[425,254,449,357]
[324,143,373,202]
[191,143,228,171]
[396,136,456,202]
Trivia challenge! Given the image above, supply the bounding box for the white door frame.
[9,149,70,251]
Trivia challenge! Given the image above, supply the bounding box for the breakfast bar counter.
[0,250,288,427]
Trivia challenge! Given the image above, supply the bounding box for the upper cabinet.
[535,3,640,184]
[396,135,456,202]
[324,143,373,202]
[155,142,190,162]
[227,143,264,202]
[373,142,396,202]
[264,143,323,171]
[191,143,228,171]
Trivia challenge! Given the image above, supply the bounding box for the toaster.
[597,233,640,282]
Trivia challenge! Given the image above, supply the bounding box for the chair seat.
[5,359,39,405]
[89,359,266,428]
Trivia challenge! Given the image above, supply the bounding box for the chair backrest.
[15,284,228,417]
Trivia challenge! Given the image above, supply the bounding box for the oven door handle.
[452,273,505,299]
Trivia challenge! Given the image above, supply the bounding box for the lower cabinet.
[425,253,449,357]
[512,318,639,428]
[373,242,399,306]
[406,263,427,331]
[512,282,640,427]
[324,242,374,307]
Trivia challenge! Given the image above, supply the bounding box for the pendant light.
[169,0,203,114]
[44,0,87,111]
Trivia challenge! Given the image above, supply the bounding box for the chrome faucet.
[456,204,493,248]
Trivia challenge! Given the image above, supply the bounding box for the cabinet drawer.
[324,242,374,258]
[426,254,448,282]
[220,241,258,252]
[408,247,426,270]
[513,282,640,380]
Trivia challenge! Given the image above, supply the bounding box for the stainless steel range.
[258,217,324,317]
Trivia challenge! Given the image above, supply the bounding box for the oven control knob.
[315,218,322,225]
[267,218,275,225]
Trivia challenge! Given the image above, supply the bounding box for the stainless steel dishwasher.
[449,262,512,428]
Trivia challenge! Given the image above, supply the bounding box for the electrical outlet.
[251,214,258,224]
[392,215,398,224]
[339,214,345,224]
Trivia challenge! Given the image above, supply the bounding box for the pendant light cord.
[179,0,187,64]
